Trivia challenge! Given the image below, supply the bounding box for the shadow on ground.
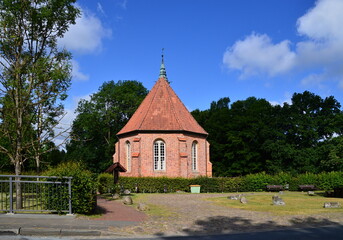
[94,205,108,215]
[154,215,341,239]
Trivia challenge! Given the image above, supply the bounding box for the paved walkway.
[0,196,147,237]
[94,196,147,222]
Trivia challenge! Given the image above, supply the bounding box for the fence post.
[68,177,72,215]
[9,176,13,214]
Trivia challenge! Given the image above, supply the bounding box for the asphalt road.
[1,225,343,240]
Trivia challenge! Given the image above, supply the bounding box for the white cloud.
[223,0,343,89]
[71,60,89,81]
[223,33,295,77]
[269,92,292,106]
[58,7,112,54]
[297,0,343,41]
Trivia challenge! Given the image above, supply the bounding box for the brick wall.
[113,132,212,178]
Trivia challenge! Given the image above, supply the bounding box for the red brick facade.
[113,132,212,178]
[112,62,212,178]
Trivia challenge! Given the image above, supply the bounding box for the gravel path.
[108,193,343,237]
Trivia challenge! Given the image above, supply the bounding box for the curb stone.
[0,229,18,235]
[0,228,102,237]
[20,228,61,236]
[61,229,102,236]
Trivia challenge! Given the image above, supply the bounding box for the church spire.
[159,48,168,80]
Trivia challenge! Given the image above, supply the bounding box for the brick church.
[111,55,212,178]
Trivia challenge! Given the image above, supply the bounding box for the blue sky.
[57,0,343,132]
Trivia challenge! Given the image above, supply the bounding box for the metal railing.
[0,175,72,214]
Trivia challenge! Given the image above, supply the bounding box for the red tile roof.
[117,77,208,136]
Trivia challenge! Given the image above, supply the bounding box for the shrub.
[241,172,274,191]
[317,172,343,190]
[98,173,115,194]
[297,172,317,185]
[97,172,343,194]
[118,176,190,193]
[190,177,220,192]
[272,172,293,185]
[221,177,243,192]
[44,162,97,214]
[114,176,240,193]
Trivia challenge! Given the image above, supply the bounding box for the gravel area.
[109,193,343,237]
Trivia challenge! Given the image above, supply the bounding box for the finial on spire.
[159,48,168,80]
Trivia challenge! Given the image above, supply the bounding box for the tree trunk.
[36,155,40,175]
[15,160,22,210]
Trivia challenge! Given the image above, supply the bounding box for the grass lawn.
[130,193,176,218]
[207,192,343,216]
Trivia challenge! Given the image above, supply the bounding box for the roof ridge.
[164,79,183,131]
[165,79,207,134]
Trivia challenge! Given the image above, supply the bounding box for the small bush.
[44,162,97,214]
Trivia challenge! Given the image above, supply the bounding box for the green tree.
[192,97,231,176]
[193,92,342,176]
[319,136,343,172]
[0,0,80,208]
[274,91,342,173]
[66,80,148,173]
[223,97,276,176]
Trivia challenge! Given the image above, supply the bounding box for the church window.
[126,141,131,172]
[154,140,165,170]
[192,141,198,171]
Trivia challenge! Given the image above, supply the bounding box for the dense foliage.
[65,80,148,173]
[44,162,97,214]
[98,172,343,193]
[192,91,343,176]
[0,0,80,175]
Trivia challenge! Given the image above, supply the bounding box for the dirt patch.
[108,193,343,237]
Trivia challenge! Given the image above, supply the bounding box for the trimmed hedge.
[315,172,343,190]
[97,172,343,194]
[44,162,97,214]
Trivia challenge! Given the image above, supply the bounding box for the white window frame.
[154,140,166,171]
[192,141,198,171]
[126,141,131,172]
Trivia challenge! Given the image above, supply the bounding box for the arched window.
[126,141,131,172]
[154,140,165,170]
[192,141,198,171]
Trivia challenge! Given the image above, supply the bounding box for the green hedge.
[44,162,97,214]
[97,172,343,193]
